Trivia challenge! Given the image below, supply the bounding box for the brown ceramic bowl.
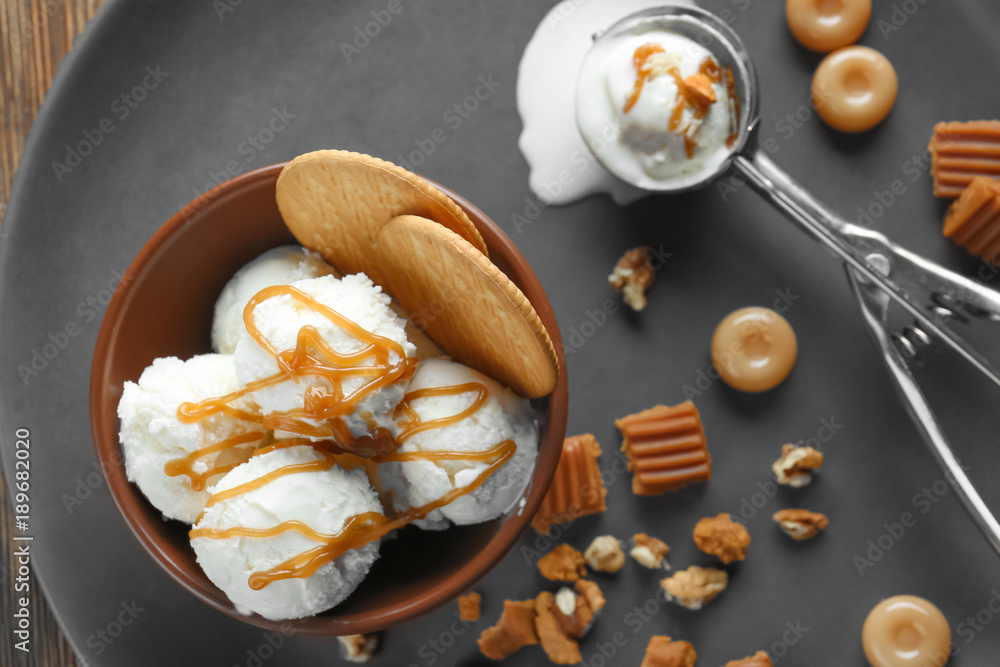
[90,163,568,635]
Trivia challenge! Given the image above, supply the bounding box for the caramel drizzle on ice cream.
[625,46,738,159]
[173,291,518,592]
[623,43,668,115]
[163,431,267,491]
[394,382,489,444]
[190,436,516,590]
[177,284,416,455]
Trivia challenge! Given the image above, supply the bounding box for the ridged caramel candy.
[532,434,607,534]
[615,402,711,495]
[930,121,1000,198]
[943,176,1000,261]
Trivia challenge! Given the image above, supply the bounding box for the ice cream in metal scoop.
[577,4,1000,558]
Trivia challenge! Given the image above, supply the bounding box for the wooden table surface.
[2,2,105,665]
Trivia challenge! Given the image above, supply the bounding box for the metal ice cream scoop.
[579,4,1000,557]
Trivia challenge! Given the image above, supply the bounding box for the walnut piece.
[773,509,829,540]
[693,513,751,564]
[478,599,539,660]
[724,650,773,666]
[584,536,625,572]
[772,444,824,487]
[536,580,606,665]
[608,246,655,311]
[538,544,587,581]
[337,634,378,663]
[458,592,482,621]
[661,566,728,610]
[640,636,698,667]
[630,533,670,569]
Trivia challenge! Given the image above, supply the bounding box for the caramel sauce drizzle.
[163,431,266,491]
[624,47,740,160]
[176,284,415,452]
[623,42,666,114]
[190,438,515,590]
[173,290,516,593]
[394,382,488,444]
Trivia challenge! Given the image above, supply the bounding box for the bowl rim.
[89,162,568,635]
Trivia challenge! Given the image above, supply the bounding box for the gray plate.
[3,0,1000,664]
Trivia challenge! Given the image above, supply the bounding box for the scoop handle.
[731,144,1000,390]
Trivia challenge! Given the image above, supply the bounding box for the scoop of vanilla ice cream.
[191,445,382,620]
[386,359,538,527]
[212,246,335,355]
[577,29,732,187]
[234,273,416,442]
[118,354,267,524]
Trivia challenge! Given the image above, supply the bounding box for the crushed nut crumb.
[538,544,587,581]
[630,533,670,569]
[584,536,625,572]
[337,634,378,663]
[536,580,606,664]
[478,599,539,660]
[773,509,829,540]
[660,566,728,610]
[724,650,773,666]
[535,591,582,665]
[693,513,751,564]
[772,444,824,487]
[608,246,655,311]
[640,635,698,667]
[458,592,482,621]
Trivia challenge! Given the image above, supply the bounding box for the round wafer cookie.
[275,150,487,284]
[376,215,559,398]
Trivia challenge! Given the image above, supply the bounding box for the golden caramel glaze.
[178,287,520,591]
[190,439,515,590]
[163,431,266,492]
[625,46,734,159]
[178,284,416,454]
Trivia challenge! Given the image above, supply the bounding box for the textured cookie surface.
[276,150,487,284]
[376,215,558,398]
